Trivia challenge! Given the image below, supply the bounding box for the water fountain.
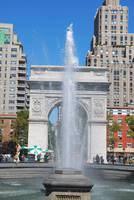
[56,24,84,170]
[61,24,79,169]
[43,24,93,200]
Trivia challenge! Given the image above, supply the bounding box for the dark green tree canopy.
[126,116,134,137]
[13,110,29,145]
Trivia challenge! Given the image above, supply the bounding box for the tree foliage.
[109,121,121,133]
[127,129,134,139]
[107,114,121,148]
[0,121,9,142]
[0,122,3,142]
[48,122,55,150]
[13,110,29,145]
[126,116,134,137]
[126,116,134,125]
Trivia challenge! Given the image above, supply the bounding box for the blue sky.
[1,0,134,74]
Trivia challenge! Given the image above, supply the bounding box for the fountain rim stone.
[43,168,93,196]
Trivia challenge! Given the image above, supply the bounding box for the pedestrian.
[0,154,3,162]
[96,154,100,164]
[100,156,104,164]
[123,156,127,165]
[14,153,19,164]
[111,155,115,165]
[37,154,41,162]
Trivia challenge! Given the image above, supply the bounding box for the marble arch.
[28,66,109,162]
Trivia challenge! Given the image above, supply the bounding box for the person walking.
[96,154,100,164]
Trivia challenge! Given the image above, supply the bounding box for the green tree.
[126,116,134,138]
[48,122,55,150]
[107,114,121,149]
[0,122,3,143]
[13,110,29,145]
[0,121,8,142]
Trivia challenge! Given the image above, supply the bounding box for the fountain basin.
[43,169,93,200]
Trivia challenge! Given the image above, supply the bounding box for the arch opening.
[48,101,88,164]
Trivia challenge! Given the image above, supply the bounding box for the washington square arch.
[28,65,109,162]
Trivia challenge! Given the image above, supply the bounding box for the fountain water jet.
[43,25,93,200]
[60,24,81,169]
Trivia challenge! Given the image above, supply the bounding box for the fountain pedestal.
[43,169,93,200]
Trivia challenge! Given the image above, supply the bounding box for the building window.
[105,14,108,19]
[9,100,15,104]
[120,26,123,31]
[111,15,117,20]
[118,143,122,148]
[129,49,132,54]
[100,54,103,59]
[10,74,16,78]
[94,59,97,63]
[120,36,123,43]
[9,88,15,92]
[118,131,122,138]
[11,54,17,58]
[10,80,16,85]
[123,70,126,78]
[11,48,17,52]
[105,25,108,31]
[11,67,16,71]
[9,106,14,110]
[127,131,132,138]
[117,118,122,123]
[114,70,119,75]
[130,82,133,87]
[123,82,126,87]
[112,21,117,25]
[111,26,116,31]
[127,143,132,148]
[129,55,132,60]
[120,15,123,21]
[130,99,133,103]
[11,61,17,65]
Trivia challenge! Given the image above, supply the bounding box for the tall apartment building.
[0,23,28,114]
[86,0,134,107]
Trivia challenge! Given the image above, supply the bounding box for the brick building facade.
[107,107,134,156]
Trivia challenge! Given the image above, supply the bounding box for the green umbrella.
[21,145,28,149]
[42,148,49,153]
[29,145,42,155]
[42,148,54,154]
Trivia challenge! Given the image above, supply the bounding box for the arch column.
[87,121,107,163]
[28,94,49,149]
[86,97,107,163]
[28,119,48,149]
